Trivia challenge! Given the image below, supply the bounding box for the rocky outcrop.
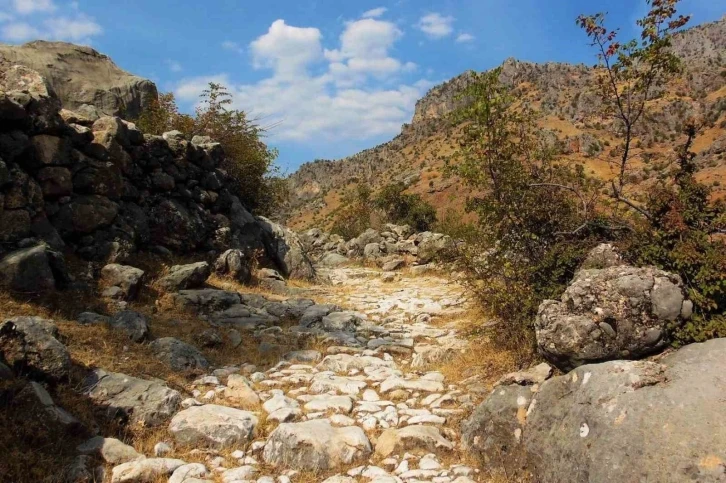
[84,369,181,426]
[535,262,692,371]
[169,405,258,448]
[0,59,313,283]
[0,316,71,381]
[525,338,726,483]
[0,41,157,119]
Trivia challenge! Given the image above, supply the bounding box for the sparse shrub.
[373,182,437,232]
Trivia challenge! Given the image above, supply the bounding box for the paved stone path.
[107,266,485,483]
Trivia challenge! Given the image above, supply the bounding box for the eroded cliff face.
[285,17,726,231]
[0,40,158,120]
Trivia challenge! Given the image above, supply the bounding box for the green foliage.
[447,67,603,346]
[135,84,284,214]
[624,124,726,344]
[373,182,437,232]
[330,185,373,240]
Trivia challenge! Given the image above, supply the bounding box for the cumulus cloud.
[13,0,56,15]
[165,60,183,73]
[250,19,323,78]
[361,7,387,18]
[456,33,475,43]
[175,18,432,144]
[1,1,101,43]
[417,13,454,38]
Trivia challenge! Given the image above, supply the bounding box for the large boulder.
[524,338,726,483]
[256,216,315,280]
[535,264,691,371]
[169,405,258,448]
[108,310,149,342]
[0,243,66,292]
[100,264,145,300]
[150,337,209,372]
[0,41,158,119]
[158,289,240,314]
[214,249,252,284]
[0,316,71,381]
[263,419,371,470]
[84,369,181,427]
[157,262,211,292]
[416,232,454,264]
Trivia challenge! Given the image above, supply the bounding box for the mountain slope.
[285,16,726,231]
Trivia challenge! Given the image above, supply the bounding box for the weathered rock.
[214,249,251,284]
[263,420,371,470]
[108,310,148,342]
[321,311,361,332]
[0,316,70,381]
[256,216,315,280]
[495,363,553,387]
[77,436,143,464]
[158,289,240,314]
[0,243,63,292]
[101,264,144,300]
[111,458,186,483]
[157,262,210,293]
[416,232,453,264]
[224,374,261,408]
[535,264,691,370]
[169,405,258,448]
[168,463,210,483]
[363,243,382,259]
[23,381,81,429]
[461,384,534,474]
[36,166,72,197]
[299,304,341,328]
[53,195,119,234]
[84,369,181,426]
[524,338,726,483]
[0,41,158,119]
[150,337,209,372]
[319,253,349,267]
[375,425,453,457]
[382,258,405,272]
[317,354,395,373]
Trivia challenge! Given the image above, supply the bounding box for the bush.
[330,185,374,240]
[373,182,437,232]
[136,84,284,214]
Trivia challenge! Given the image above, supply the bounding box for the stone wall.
[0,63,312,280]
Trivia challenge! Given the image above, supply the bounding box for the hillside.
[285,16,726,231]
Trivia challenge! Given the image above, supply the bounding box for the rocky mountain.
[0,41,157,120]
[285,16,726,231]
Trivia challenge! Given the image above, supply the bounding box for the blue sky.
[0,0,722,172]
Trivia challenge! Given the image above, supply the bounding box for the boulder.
[214,249,252,284]
[263,420,371,470]
[169,405,258,448]
[77,436,143,464]
[84,369,181,426]
[100,264,145,300]
[321,311,361,332]
[0,316,71,381]
[363,243,382,259]
[0,243,62,292]
[223,374,261,408]
[319,253,349,267]
[150,337,209,372]
[535,264,692,370]
[157,262,211,292]
[416,232,454,264]
[53,195,119,234]
[36,166,72,197]
[168,463,210,483]
[524,338,726,483]
[381,258,405,272]
[108,310,149,342]
[158,289,240,314]
[375,425,453,458]
[299,304,341,328]
[461,383,535,474]
[256,216,315,280]
[110,458,186,483]
[0,41,158,119]
[148,199,207,252]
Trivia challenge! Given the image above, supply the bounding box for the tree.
[577,0,690,219]
[373,182,437,231]
[331,184,373,239]
[134,84,284,213]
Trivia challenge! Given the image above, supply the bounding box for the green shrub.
[373,182,437,232]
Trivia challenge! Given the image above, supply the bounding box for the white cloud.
[1,1,101,43]
[2,21,38,40]
[43,14,101,41]
[165,59,183,73]
[456,33,475,43]
[250,19,323,78]
[222,40,244,53]
[417,13,454,38]
[174,19,432,144]
[13,0,56,15]
[0,12,15,22]
[362,7,387,18]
